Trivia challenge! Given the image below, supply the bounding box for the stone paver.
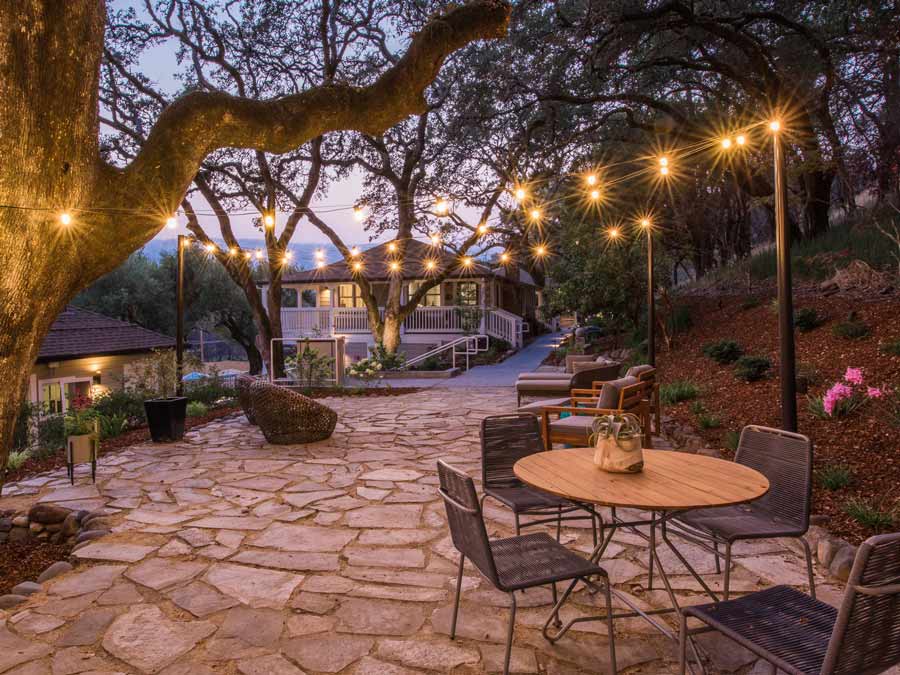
[0,387,829,674]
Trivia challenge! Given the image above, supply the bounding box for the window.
[409,281,441,307]
[456,282,479,306]
[338,284,365,308]
[41,382,62,415]
[281,288,298,308]
[301,289,318,308]
[319,288,332,307]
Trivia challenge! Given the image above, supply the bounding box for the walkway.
[0,388,835,675]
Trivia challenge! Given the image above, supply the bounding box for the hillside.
[656,288,900,544]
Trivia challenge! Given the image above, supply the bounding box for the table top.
[514,448,769,511]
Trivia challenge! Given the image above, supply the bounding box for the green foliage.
[832,312,871,340]
[347,342,406,382]
[698,413,722,429]
[816,464,853,491]
[690,400,705,415]
[807,395,828,419]
[844,498,896,532]
[794,308,825,332]
[186,401,209,417]
[722,431,740,451]
[660,381,700,405]
[6,450,31,471]
[97,413,129,440]
[37,416,66,456]
[286,340,335,387]
[881,339,900,356]
[127,349,198,398]
[64,409,96,437]
[185,380,233,405]
[369,342,406,370]
[91,389,146,423]
[734,355,771,382]
[702,340,744,364]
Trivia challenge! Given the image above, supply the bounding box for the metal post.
[773,135,798,431]
[175,234,185,397]
[647,231,656,367]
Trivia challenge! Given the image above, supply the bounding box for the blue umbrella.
[182,371,207,381]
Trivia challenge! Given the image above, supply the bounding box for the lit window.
[409,281,441,307]
[456,282,479,306]
[338,284,365,308]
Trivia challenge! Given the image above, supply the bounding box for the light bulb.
[736,134,747,146]
[389,261,400,272]
[165,216,177,229]
[530,208,542,221]
[430,234,441,246]
[514,187,527,201]
[461,256,473,267]
[387,242,397,252]
[315,249,324,260]
[478,223,489,235]
[244,251,252,260]
[534,245,547,257]
[352,261,363,272]
[263,213,275,228]
[769,120,781,132]
[59,212,72,226]
[424,259,436,271]
[255,249,263,260]
[434,198,449,215]
[284,250,293,260]
[228,247,237,256]
[660,166,670,176]
[353,207,366,222]
[500,252,510,263]
[350,246,360,257]
[317,260,326,269]
[589,189,600,200]
[205,243,217,253]
[659,156,669,167]
[640,218,651,229]
[608,227,620,239]
[586,173,598,186]
[721,138,732,149]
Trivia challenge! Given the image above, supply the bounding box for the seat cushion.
[596,375,639,409]
[685,586,835,675]
[549,415,594,442]
[517,372,571,380]
[516,379,572,394]
[491,532,607,591]
[517,397,571,414]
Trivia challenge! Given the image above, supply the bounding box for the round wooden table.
[514,447,769,659]
[514,447,769,511]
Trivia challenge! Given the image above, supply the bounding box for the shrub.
[64,410,96,436]
[722,430,740,451]
[6,450,31,471]
[832,312,871,340]
[285,340,335,388]
[816,464,853,491]
[734,355,771,382]
[97,413,128,440]
[880,339,900,356]
[844,498,896,532]
[698,413,722,429]
[689,400,705,415]
[186,401,208,417]
[702,340,743,365]
[794,307,825,332]
[660,381,700,405]
[92,389,146,423]
[36,416,66,456]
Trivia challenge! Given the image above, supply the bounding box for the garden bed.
[0,539,72,595]
[655,290,900,544]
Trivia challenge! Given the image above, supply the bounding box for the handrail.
[404,334,489,371]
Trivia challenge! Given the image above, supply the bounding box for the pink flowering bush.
[809,367,889,419]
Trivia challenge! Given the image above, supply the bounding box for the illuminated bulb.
[514,187,527,201]
[500,252,510,263]
[659,156,669,167]
[478,223,489,234]
[255,249,264,260]
[534,245,548,257]
[768,120,781,132]
[59,212,72,226]
[589,189,600,200]
[263,213,275,228]
[660,166,670,176]
[284,250,293,260]
[317,260,326,269]
[387,242,397,252]
[205,243,217,253]
[165,216,177,229]
[350,246,360,257]
[461,257,474,268]
[608,227,621,239]
[721,137,732,149]
[244,251,252,260]
[389,261,400,272]
[586,173,598,186]
[228,247,237,256]
[640,218,651,229]
[315,249,325,260]
[430,234,441,246]
[424,259,436,271]
[736,134,746,146]
[434,198,449,215]
[530,208,542,221]
[352,261,363,272]
[353,207,366,222]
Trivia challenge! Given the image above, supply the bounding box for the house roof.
[37,306,176,363]
[280,239,535,286]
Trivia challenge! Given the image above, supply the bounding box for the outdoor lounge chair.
[570,364,661,434]
[678,532,900,675]
[515,362,622,407]
[481,414,599,545]
[437,460,616,675]
[665,425,815,601]
[248,379,338,444]
[539,376,650,449]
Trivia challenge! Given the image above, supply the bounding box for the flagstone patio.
[0,388,846,674]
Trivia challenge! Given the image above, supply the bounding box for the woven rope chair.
[438,461,616,675]
[679,532,900,675]
[248,380,337,444]
[235,375,257,425]
[664,425,815,600]
[481,414,599,546]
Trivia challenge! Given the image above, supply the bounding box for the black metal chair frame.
[660,425,816,602]
[438,460,617,675]
[678,532,900,675]
[480,414,600,547]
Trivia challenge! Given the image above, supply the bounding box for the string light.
[59,212,72,226]
[352,261,363,272]
[205,243,217,253]
[514,187,527,201]
[424,259,437,271]
[608,227,621,239]
[263,213,275,228]
[477,223,490,235]
[589,189,601,201]
[389,261,401,272]
[315,249,325,260]
[387,241,397,252]
[430,233,441,246]
[165,216,177,230]
[533,244,548,257]
[639,218,651,229]
[244,251,252,260]
[586,173,598,186]
[350,246,360,257]
[721,138,732,149]
[228,247,237,256]
[461,256,473,268]
[316,260,326,269]
[353,207,366,222]
[736,134,747,146]
[500,252,511,263]
[659,156,669,167]
[434,198,450,215]
[255,249,264,260]
[529,208,542,221]
[768,120,781,133]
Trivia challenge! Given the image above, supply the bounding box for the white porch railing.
[281,306,525,347]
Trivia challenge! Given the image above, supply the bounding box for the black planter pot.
[143,397,188,442]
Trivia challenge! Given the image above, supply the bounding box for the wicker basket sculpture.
[248,380,338,444]
[236,375,258,425]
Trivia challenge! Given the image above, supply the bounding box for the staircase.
[404,335,490,371]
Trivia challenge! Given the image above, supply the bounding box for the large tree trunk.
[0,0,509,466]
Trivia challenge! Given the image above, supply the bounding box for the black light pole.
[771,122,798,431]
[641,218,656,366]
[175,234,185,397]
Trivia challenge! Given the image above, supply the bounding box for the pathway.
[0,388,840,675]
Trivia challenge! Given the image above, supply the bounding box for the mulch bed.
[0,540,73,595]
[655,289,900,545]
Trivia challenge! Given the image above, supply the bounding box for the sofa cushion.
[517,371,571,381]
[549,415,594,442]
[596,375,639,409]
[516,379,571,394]
[625,364,655,379]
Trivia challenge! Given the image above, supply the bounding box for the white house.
[271,240,543,360]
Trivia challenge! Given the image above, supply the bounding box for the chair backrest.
[437,460,500,588]
[481,414,545,489]
[625,364,656,383]
[822,532,900,675]
[595,376,640,410]
[571,362,621,390]
[735,425,812,530]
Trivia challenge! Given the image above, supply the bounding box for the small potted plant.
[65,410,99,484]
[590,413,644,474]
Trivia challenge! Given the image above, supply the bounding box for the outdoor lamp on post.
[639,217,656,366]
[769,119,798,432]
[176,233,186,397]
